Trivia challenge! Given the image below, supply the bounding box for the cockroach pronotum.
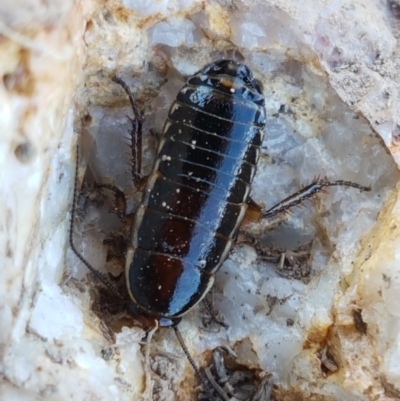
[70,59,370,400]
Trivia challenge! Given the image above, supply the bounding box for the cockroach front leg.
[112,76,148,190]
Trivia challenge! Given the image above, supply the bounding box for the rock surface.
[1,0,400,400]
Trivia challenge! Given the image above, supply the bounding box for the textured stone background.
[1,1,400,400]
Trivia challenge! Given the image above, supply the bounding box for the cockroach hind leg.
[69,145,124,299]
[238,215,286,244]
[241,196,263,227]
[261,178,371,219]
[89,182,132,268]
[239,196,288,239]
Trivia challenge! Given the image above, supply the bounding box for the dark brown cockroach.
[125,60,267,328]
[70,59,370,400]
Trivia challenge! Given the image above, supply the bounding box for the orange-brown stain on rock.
[303,319,332,349]
[3,48,35,96]
[111,4,131,24]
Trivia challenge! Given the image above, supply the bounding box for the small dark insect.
[70,59,371,400]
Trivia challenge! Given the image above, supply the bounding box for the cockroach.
[70,59,370,400]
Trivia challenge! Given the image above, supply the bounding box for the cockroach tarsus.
[69,59,371,400]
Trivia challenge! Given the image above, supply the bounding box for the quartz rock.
[1,0,400,400]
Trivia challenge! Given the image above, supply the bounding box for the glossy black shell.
[126,60,266,325]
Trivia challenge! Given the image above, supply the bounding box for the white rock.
[2,0,400,400]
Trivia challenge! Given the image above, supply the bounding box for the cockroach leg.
[262,179,371,219]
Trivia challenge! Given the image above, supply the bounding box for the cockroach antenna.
[173,326,218,401]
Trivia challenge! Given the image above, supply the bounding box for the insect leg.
[69,145,124,299]
[202,298,229,330]
[94,183,127,218]
[261,179,371,219]
[112,76,145,189]
[173,326,218,401]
